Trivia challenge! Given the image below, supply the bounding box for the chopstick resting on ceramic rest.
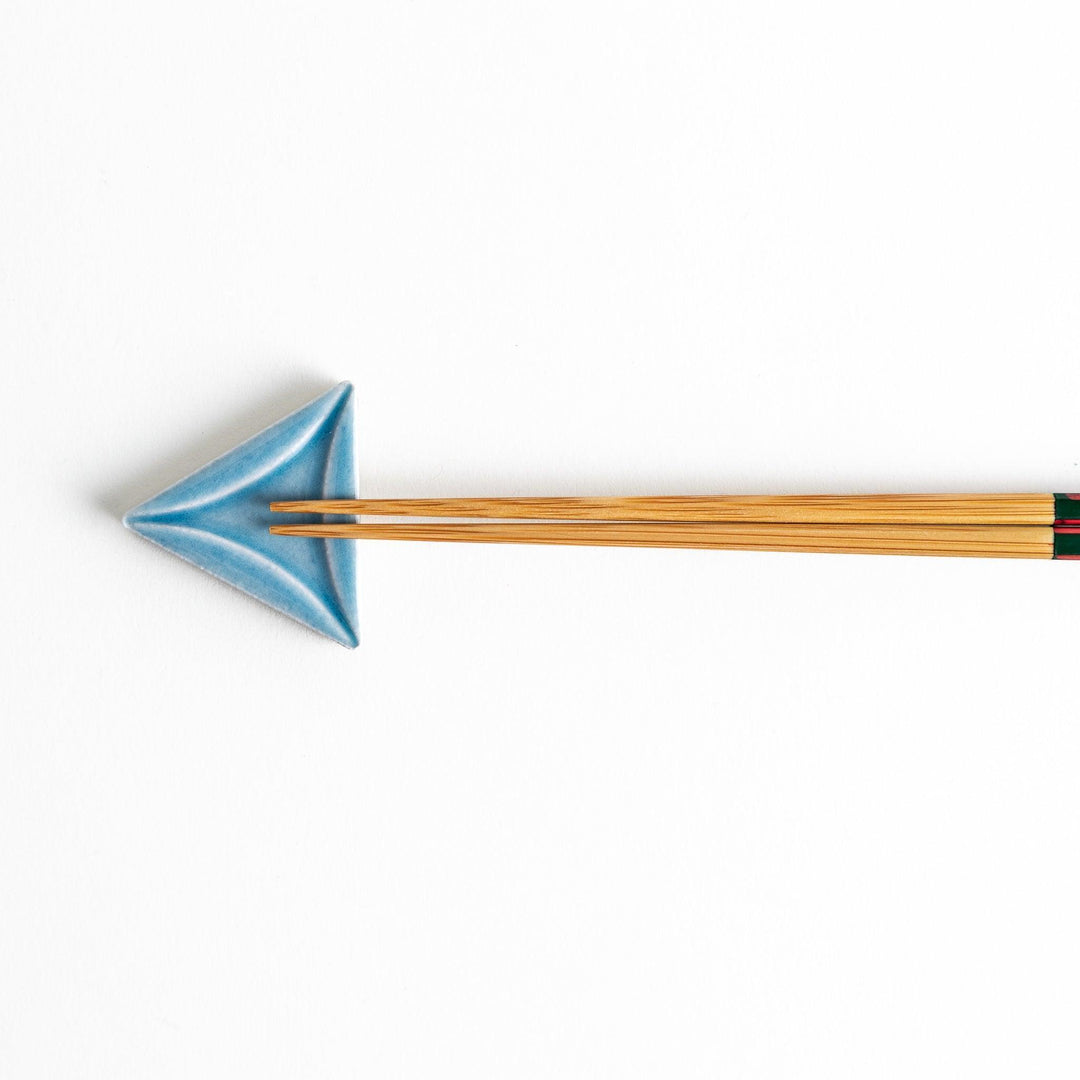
[129,385,1080,647]
[268,493,1080,560]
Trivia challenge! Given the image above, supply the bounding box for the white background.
[4,2,1080,1076]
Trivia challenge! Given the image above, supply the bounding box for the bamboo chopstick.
[270,493,1055,524]
[268,521,1055,559]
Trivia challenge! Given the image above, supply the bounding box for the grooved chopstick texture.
[269,521,1055,558]
[270,493,1054,524]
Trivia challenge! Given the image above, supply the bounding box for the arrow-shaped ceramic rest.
[124,383,360,647]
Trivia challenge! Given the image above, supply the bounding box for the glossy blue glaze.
[124,382,359,647]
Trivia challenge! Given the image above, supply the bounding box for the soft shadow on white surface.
[358,466,1056,500]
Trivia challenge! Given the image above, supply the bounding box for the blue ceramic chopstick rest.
[124,382,360,647]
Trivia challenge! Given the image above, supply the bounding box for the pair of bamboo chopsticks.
[268,493,1080,559]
